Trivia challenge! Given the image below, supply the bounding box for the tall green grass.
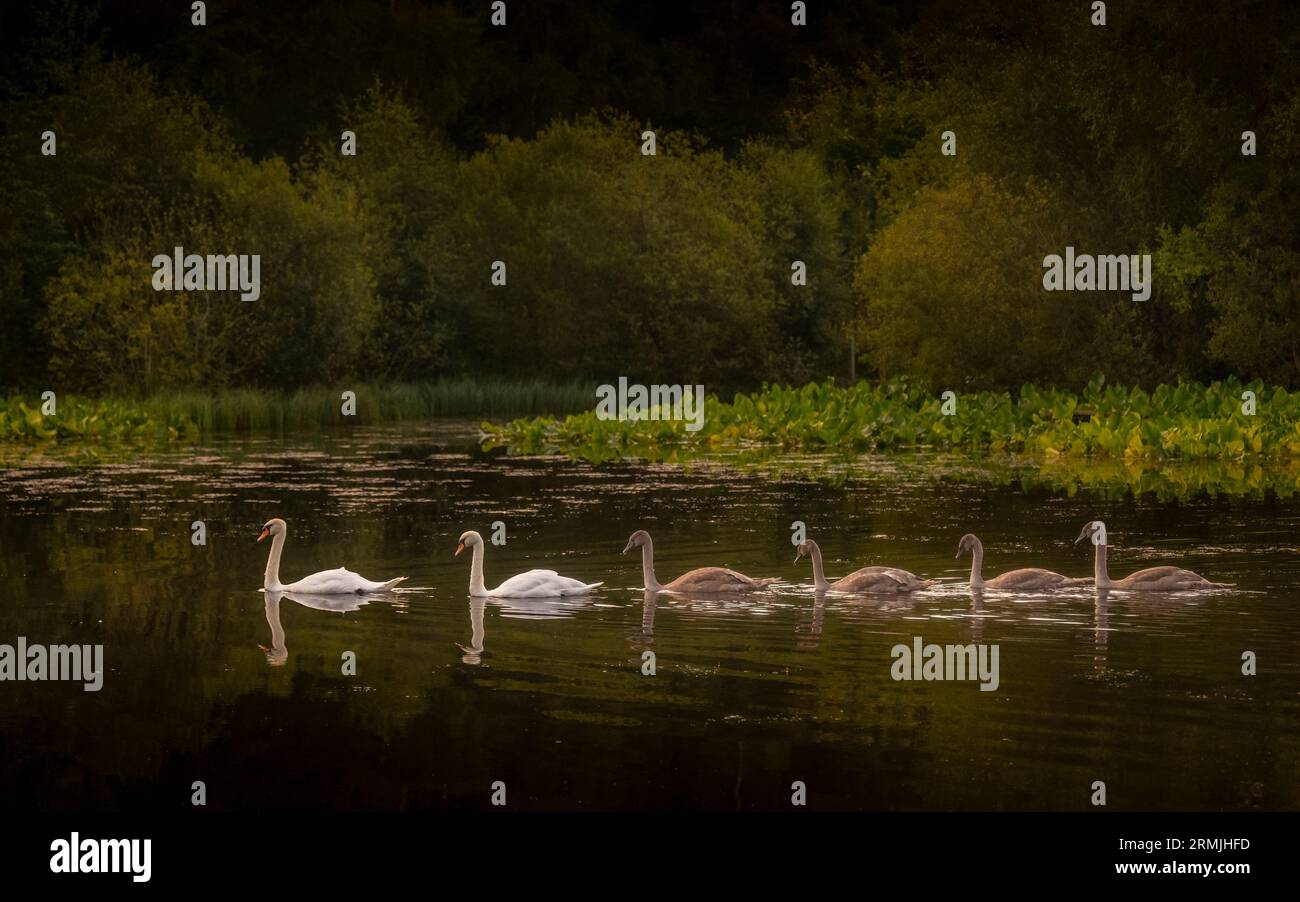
[0,380,593,442]
[134,379,592,432]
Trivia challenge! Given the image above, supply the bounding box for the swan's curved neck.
[1093,541,1112,588]
[807,541,831,591]
[639,537,664,592]
[264,531,286,590]
[469,542,489,596]
[968,538,984,588]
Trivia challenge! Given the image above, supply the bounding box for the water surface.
[1,422,1296,811]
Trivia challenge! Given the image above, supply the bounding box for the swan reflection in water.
[1085,585,1217,674]
[966,587,986,644]
[628,585,826,655]
[639,589,658,643]
[456,592,591,666]
[260,588,403,667]
[959,585,1207,675]
[1094,588,1110,671]
[795,589,826,646]
[457,598,486,665]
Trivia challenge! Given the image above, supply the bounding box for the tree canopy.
[1,0,1296,394]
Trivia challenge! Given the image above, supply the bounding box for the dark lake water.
[0,422,1296,811]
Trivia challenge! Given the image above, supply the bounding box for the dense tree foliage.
[1,0,1296,394]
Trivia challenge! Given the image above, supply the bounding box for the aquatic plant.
[0,396,197,443]
[483,376,1296,463]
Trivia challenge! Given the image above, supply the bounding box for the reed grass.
[0,379,593,442]
[133,379,592,432]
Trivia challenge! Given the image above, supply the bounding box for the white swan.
[455,530,602,597]
[258,518,407,594]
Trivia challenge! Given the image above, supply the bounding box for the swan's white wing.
[284,568,405,595]
[490,569,600,598]
[490,570,564,597]
[285,568,371,595]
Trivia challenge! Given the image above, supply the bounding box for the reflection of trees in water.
[485,443,1295,501]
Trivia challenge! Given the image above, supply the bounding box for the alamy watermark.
[1042,246,1151,302]
[596,377,705,432]
[50,833,150,883]
[0,637,103,691]
[152,246,261,301]
[891,636,999,691]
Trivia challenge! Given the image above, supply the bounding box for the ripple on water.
[0,424,1296,810]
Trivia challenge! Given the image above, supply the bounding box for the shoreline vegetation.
[483,377,1300,462]
[0,380,591,442]
[7,376,1296,461]
[9,375,1300,497]
[479,376,1300,497]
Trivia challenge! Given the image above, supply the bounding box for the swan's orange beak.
[257,529,269,543]
[454,542,465,557]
